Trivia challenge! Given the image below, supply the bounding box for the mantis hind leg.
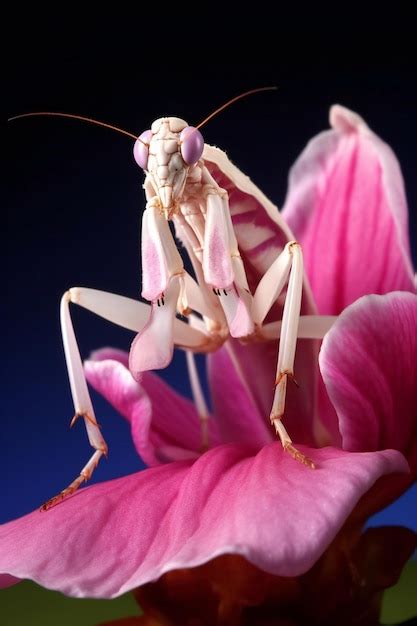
[253,242,316,468]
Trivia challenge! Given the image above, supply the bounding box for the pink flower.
[0,106,416,615]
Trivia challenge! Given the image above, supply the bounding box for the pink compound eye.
[133,129,153,170]
[180,126,204,165]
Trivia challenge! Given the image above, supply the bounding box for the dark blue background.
[4,20,417,533]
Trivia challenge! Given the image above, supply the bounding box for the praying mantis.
[10,88,336,510]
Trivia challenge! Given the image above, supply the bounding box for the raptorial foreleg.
[200,168,254,338]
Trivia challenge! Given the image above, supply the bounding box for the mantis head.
[9,88,275,223]
[133,117,204,219]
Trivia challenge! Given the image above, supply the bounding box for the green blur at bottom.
[381,560,417,624]
[0,580,140,626]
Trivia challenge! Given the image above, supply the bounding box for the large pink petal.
[209,339,323,448]
[207,345,273,448]
[320,292,417,472]
[282,105,415,315]
[85,349,221,466]
[0,443,407,598]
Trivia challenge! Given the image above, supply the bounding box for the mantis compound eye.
[133,129,153,170]
[179,126,204,165]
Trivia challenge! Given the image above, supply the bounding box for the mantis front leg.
[130,196,225,377]
[129,199,187,377]
[200,168,254,338]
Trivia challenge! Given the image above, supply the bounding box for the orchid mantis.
[10,90,337,510]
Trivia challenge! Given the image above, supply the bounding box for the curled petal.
[85,350,221,465]
[320,292,417,473]
[0,443,407,598]
[282,105,415,314]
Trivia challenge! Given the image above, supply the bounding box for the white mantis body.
[10,94,336,510]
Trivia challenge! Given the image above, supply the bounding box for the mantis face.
[133,117,204,219]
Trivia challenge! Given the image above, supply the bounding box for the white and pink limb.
[254,241,316,466]
[41,285,211,510]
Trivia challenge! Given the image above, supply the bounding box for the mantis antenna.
[7,111,138,140]
[195,86,278,130]
[7,87,277,141]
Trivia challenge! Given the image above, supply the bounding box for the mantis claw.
[283,442,315,469]
[40,480,85,512]
[40,448,106,511]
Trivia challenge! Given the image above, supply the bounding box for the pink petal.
[0,443,407,598]
[282,105,415,315]
[85,354,221,466]
[90,347,129,367]
[320,292,417,472]
[209,339,321,448]
[208,346,273,448]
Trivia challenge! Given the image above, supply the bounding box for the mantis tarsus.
[9,89,336,510]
